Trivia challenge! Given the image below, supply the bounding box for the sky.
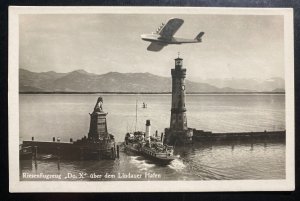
[19,13,284,80]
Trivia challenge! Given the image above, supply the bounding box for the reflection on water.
[20,141,285,181]
[19,94,285,180]
[174,141,285,180]
[19,94,285,143]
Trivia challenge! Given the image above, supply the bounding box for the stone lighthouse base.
[164,128,193,145]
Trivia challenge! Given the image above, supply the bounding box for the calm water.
[20,94,286,180]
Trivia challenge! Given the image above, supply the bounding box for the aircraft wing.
[158,18,184,40]
[147,42,166,52]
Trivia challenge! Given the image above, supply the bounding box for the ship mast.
[135,98,138,132]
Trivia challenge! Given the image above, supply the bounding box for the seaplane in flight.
[141,18,205,52]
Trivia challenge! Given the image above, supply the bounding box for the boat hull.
[124,143,175,165]
[141,151,175,165]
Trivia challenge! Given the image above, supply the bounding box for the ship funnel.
[145,120,151,140]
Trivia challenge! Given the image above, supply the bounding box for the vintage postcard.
[9,6,294,192]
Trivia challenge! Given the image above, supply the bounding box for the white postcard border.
[8,6,295,192]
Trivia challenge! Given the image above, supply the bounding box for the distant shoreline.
[19,91,285,95]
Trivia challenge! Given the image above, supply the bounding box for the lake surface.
[19,94,286,180]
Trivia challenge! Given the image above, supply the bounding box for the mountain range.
[189,77,285,92]
[19,69,285,93]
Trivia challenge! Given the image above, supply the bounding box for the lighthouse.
[170,56,187,130]
[164,55,193,145]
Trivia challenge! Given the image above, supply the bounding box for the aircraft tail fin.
[195,32,205,42]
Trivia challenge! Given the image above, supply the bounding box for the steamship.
[124,120,175,165]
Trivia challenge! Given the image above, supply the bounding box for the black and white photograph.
[9,6,294,192]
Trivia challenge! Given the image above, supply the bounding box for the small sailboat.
[142,102,147,108]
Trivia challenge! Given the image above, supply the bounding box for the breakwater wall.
[22,140,118,160]
[193,130,285,142]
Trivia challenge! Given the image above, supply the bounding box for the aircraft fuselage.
[141,34,199,44]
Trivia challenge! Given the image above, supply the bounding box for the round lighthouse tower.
[170,56,188,130]
[164,55,193,145]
